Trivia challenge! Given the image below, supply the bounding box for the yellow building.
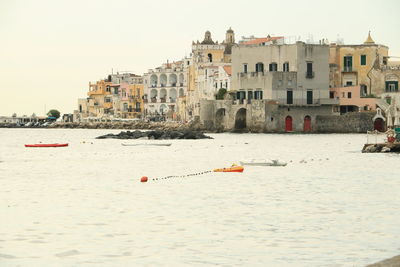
[329,32,389,96]
[87,79,112,118]
[129,83,144,118]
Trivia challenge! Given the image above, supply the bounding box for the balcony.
[103,102,113,109]
[305,71,315,79]
[151,98,157,103]
[179,82,184,86]
[171,82,177,87]
[342,67,356,73]
[160,83,166,87]
[160,98,166,103]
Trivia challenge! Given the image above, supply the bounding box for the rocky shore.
[0,121,208,132]
[96,129,213,140]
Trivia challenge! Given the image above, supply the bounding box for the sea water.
[0,129,399,266]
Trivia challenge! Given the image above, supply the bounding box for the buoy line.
[141,170,212,183]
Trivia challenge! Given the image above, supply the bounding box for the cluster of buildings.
[75,29,400,132]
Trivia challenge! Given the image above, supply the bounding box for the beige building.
[187,29,236,119]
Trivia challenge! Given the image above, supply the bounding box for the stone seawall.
[1,112,378,133]
[316,112,375,133]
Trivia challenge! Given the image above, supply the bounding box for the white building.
[143,58,190,120]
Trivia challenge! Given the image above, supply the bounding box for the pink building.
[329,85,377,114]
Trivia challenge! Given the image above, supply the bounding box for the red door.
[374,118,384,132]
[285,116,293,132]
[304,116,311,132]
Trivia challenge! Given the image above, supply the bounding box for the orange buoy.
[140,176,148,183]
[213,166,244,172]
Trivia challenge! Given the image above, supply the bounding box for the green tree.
[216,88,227,100]
[47,109,61,119]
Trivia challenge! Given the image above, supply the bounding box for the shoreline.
[0,121,376,134]
[366,255,400,266]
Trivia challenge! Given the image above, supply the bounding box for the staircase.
[376,98,390,111]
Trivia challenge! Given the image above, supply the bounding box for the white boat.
[122,143,172,147]
[239,159,287,167]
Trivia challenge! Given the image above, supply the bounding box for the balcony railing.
[171,82,177,86]
[305,71,315,79]
[275,98,321,106]
[151,98,157,103]
[160,98,166,103]
[342,67,356,72]
[151,84,157,88]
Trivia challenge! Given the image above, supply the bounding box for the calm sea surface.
[0,129,399,266]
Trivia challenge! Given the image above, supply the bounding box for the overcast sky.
[1,0,399,116]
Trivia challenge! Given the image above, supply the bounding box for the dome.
[364,31,375,44]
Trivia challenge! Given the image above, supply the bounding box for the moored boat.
[121,143,172,146]
[239,159,287,167]
[25,143,69,148]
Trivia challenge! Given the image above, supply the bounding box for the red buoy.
[140,176,148,183]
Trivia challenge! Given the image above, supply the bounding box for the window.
[360,84,368,97]
[361,55,367,65]
[208,53,213,62]
[255,62,264,72]
[330,91,334,99]
[283,62,289,72]
[243,64,248,73]
[386,81,399,92]
[306,62,313,78]
[254,90,263,99]
[220,82,223,88]
[347,92,352,98]
[269,63,277,71]
[344,56,353,71]
[225,81,228,88]
[307,90,313,104]
[346,81,353,86]
[287,90,293,104]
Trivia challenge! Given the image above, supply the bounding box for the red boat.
[25,143,69,148]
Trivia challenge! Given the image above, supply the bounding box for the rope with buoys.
[140,165,244,183]
[140,170,212,183]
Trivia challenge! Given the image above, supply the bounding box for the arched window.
[208,53,213,62]
[255,62,264,72]
[269,63,278,71]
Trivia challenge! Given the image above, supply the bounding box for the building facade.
[197,38,338,132]
[143,59,190,120]
[187,29,236,119]
[329,32,389,96]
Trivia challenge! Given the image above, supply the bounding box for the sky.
[1,0,399,116]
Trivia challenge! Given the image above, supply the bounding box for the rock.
[96,129,213,140]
